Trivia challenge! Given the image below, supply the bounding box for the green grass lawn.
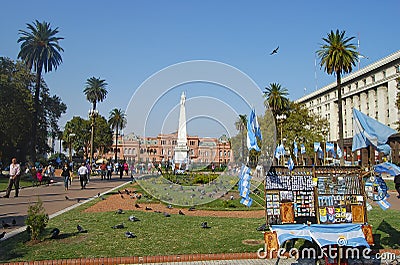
[0,199,265,262]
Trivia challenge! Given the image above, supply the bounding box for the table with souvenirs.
[263,166,374,263]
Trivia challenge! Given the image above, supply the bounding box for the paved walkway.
[0,175,130,240]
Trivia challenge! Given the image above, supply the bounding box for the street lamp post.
[68,133,76,162]
[276,114,287,166]
[89,109,98,167]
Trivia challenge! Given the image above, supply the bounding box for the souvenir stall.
[263,166,374,265]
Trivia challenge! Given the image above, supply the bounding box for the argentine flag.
[288,156,294,171]
[247,108,262,151]
[300,144,306,154]
[326,142,335,158]
[293,141,298,158]
[352,108,396,155]
[336,146,343,158]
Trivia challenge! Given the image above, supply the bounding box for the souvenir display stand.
[263,166,373,264]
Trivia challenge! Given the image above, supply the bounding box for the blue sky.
[1,0,399,137]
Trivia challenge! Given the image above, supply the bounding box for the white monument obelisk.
[174,92,189,168]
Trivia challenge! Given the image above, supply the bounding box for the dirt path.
[84,193,265,218]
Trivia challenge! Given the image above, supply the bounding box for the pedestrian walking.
[124,162,129,176]
[107,163,112,180]
[119,163,124,179]
[3,158,21,198]
[78,163,89,189]
[61,163,72,191]
[100,162,107,180]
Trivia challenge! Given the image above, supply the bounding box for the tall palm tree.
[17,20,64,160]
[263,83,289,117]
[317,29,358,166]
[84,77,108,111]
[84,77,108,164]
[109,108,127,163]
[235,114,247,161]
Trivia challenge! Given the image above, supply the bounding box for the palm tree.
[109,108,127,163]
[17,20,64,160]
[263,83,289,117]
[84,77,108,111]
[84,77,108,164]
[317,29,358,166]
[235,114,247,161]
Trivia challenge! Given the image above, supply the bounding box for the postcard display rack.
[265,166,366,225]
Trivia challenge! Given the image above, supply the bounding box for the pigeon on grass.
[77,224,88,233]
[201,222,211,229]
[125,231,136,238]
[128,215,140,222]
[163,212,171,217]
[116,209,124,214]
[112,223,125,229]
[51,228,60,239]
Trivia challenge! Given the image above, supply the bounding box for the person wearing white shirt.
[3,158,21,198]
[78,163,88,189]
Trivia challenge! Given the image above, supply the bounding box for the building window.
[371,75,375,82]
[396,65,400,73]
[383,70,386,78]
[355,82,358,89]
[363,79,367,86]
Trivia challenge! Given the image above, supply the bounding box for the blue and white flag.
[336,146,343,158]
[247,108,262,151]
[293,141,298,158]
[326,142,336,158]
[300,144,306,154]
[271,224,312,245]
[376,198,391,211]
[309,224,369,248]
[274,144,285,160]
[240,197,253,207]
[238,165,253,207]
[314,142,322,153]
[374,162,400,176]
[352,108,396,154]
[376,198,392,211]
[288,156,294,171]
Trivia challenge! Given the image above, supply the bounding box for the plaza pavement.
[0,174,130,240]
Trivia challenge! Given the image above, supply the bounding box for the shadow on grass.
[376,219,400,249]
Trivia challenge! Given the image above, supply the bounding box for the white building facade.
[296,50,400,165]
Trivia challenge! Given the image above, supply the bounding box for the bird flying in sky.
[270,46,279,55]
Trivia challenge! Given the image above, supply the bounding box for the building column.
[360,92,368,114]
[345,98,352,138]
[376,85,387,124]
[388,79,398,129]
[368,89,376,119]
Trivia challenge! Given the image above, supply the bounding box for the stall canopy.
[271,224,370,248]
[374,162,400,176]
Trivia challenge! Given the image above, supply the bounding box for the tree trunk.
[336,71,345,166]
[114,127,119,162]
[31,64,42,161]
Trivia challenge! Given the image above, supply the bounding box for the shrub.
[25,198,49,241]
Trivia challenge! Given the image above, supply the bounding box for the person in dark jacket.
[394,174,400,198]
[61,163,72,191]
